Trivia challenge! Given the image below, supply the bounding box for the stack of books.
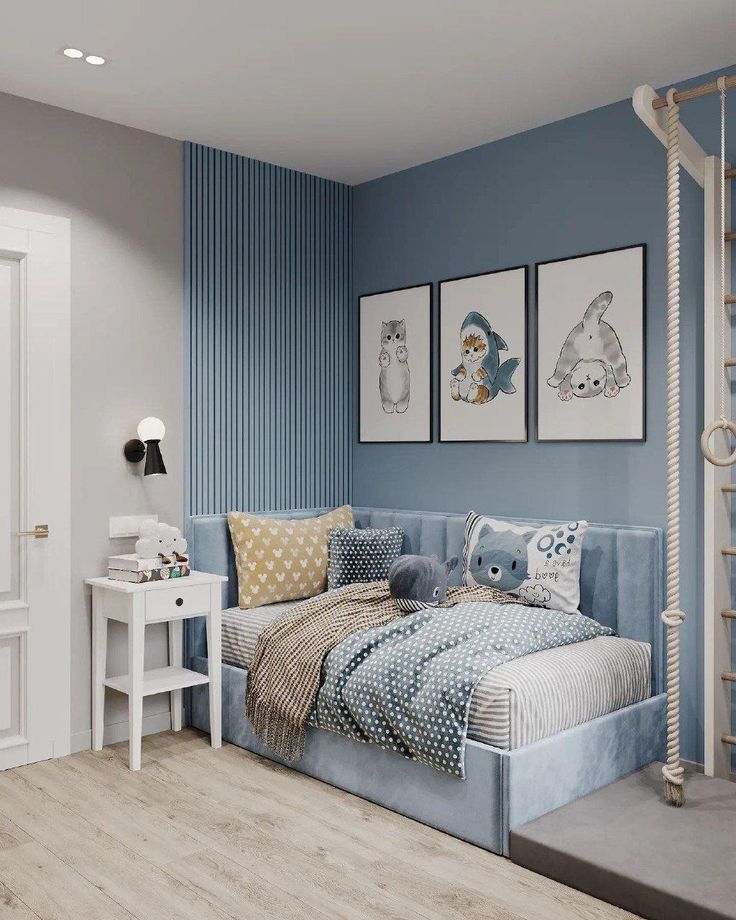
[107,554,191,583]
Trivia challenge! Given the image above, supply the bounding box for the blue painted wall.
[185,143,353,516]
[353,67,736,764]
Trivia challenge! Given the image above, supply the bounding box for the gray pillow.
[327,526,404,590]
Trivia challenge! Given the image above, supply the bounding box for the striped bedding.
[222,601,651,751]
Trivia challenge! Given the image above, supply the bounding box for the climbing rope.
[662,88,686,806]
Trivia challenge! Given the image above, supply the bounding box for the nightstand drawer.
[145,583,211,623]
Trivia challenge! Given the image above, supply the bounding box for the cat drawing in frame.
[450,311,519,405]
[547,291,631,401]
[379,319,410,414]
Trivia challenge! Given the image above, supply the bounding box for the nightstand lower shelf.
[104,666,209,697]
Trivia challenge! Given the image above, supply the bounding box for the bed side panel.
[192,658,505,854]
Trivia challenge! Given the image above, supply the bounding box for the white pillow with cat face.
[463,512,588,614]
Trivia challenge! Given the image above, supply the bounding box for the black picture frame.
[438,264,529,443]
[357,282,434,444]
[534,243,647,443]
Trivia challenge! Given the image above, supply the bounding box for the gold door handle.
[16,524,49,539]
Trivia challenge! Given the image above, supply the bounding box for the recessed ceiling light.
[85,54,106,66]
[63,48,84,59]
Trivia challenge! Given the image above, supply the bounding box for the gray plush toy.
[388,554,459,612]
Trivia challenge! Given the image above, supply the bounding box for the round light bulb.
[63,48,84,59]
[137,417,165,442]
[85,54,106,66]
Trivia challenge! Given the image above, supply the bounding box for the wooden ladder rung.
[722,734,736,744]
[721,547,736,555]
[725,359,736,367]
[726,295,736,304]
[721,672,736,682]
[726,168,736,180]
[722,610,736,619]
[726,231,736,242]
[722,484,736,492]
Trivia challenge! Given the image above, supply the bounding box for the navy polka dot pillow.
[327,527,404,591]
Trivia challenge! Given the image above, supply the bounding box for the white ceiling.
[0,0,733,184]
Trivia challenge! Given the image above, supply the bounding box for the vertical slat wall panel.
[184,142,353,516]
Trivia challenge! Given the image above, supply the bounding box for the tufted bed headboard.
[186,506,665,694]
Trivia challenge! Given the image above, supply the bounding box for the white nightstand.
[85,570,227,770]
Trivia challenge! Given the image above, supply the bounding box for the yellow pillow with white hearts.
[227,506,354,609]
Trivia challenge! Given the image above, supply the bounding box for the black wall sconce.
[124,417,167,476]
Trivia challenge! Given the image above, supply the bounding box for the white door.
[0,207,70,770]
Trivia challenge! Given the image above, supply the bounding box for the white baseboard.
[682,757,736,783]
[70,710,176,754]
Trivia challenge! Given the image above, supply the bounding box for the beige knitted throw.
[246,581,521,761]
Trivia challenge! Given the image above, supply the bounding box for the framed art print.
[439,266,527,442]
[536,244,645,442]
[359,284,432,443]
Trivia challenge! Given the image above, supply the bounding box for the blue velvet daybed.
[185,506,666,856]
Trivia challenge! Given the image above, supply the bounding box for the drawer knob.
[175,597,184,607]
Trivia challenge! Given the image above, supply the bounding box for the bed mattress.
[222,601,651,751]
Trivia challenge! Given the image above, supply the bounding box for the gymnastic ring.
[700,418,736,466]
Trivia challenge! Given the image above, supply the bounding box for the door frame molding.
[0,206,71,768]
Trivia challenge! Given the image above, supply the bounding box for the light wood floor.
[0,729,640,920]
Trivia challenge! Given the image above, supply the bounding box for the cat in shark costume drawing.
[450,311,520,405]
[547,291,631,401]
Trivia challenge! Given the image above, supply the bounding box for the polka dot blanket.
[315,601,613,778]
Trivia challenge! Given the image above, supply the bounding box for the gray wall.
[0,92,183,750]
[353,66,735,765]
